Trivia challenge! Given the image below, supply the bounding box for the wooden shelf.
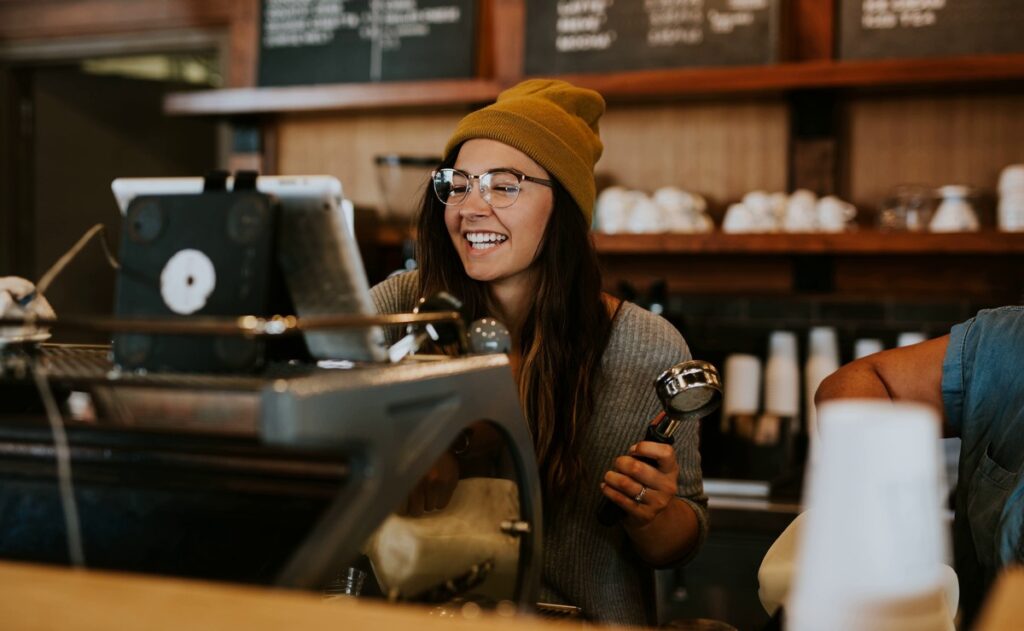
[591,231,1024,255]
[165,53,1024,116]
[559,54,1024,100]
[164,78,503,115]
[369,228,1024,255]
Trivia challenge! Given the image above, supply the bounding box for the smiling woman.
[369,79,708,626]
[443,140,555,286]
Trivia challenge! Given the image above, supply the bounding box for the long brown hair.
[417,146,614,494]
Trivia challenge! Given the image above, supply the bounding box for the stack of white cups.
[724,354,763,413]
[898,332,927,348]
[998,164,1024,232]
[854,338,884,360]
[786,400,955,631]
[804,327,839,445]
[764,332,800,443]
[722,354,762,436]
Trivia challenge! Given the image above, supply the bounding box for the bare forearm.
[625,497,701,567]
[814,335,951,434]
[815,361,893,405]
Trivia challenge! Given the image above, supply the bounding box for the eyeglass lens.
[433,169,522,209]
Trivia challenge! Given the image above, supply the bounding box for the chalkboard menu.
[839,0,1024,60]
[524,0,783,76]
[258,0,477,86]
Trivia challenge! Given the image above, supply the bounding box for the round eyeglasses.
[432,167,553,209]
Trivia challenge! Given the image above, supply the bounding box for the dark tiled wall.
[663,294,994,365]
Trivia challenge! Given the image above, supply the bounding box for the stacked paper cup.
[804,327,839,444]
[722,353,762,433]
[998,164,1024,232]
[764,331,800,441]
[898,332,927,348]
[787,400,954,631]
[854,338,884,360]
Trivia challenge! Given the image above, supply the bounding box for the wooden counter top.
[0,561,586,631]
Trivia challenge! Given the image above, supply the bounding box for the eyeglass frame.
[431,167,554,209]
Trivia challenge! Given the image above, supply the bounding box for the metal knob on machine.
[468,318,511,355]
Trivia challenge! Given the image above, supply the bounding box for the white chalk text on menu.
[839,0,1024,59]
[859,0,947,30]
[526,0,782,75]
[259,0,476,86]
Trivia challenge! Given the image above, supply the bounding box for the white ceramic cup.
[625,195,665,233]
[595,186,631,234]
[784,189,819,233]
[744,190,782,231]
[652,186,693,214]
[817,196,857,233]
[743,190,773,216]
[998,164,1024,195]
[929,185,980,233]
[722,202,757,233]
[998,194,1024,232]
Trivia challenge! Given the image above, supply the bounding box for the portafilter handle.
[597,359,722,526]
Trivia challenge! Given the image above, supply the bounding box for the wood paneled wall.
[274,99,790,214]
[597,99,789,212]
[844,91,1024,209]
[279,91,1024,219]
[275,109,472,211]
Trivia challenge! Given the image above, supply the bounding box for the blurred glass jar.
[877,185,934,232]
[375,155,441,220]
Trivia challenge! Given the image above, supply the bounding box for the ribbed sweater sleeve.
[368,270,421,344]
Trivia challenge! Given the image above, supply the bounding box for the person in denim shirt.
[816,306,1024,626]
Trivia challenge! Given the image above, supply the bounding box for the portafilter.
[598,359,722,526]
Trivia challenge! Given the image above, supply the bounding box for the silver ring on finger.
[634,485,647,504]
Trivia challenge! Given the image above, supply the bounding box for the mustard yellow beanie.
[444,79,605,224]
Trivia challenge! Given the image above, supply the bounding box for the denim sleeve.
[941,317,971,437]
[941,306,1024,439]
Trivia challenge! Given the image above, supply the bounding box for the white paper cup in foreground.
[786,400,953,631]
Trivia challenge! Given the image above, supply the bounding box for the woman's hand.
[401,450,460,517]
[600,430,680,529]
[600,414,701,566]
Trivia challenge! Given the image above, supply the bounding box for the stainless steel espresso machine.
[0,326,541,608]
[0,178,542,611]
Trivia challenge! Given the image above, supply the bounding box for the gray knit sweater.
[370,271,708,626]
